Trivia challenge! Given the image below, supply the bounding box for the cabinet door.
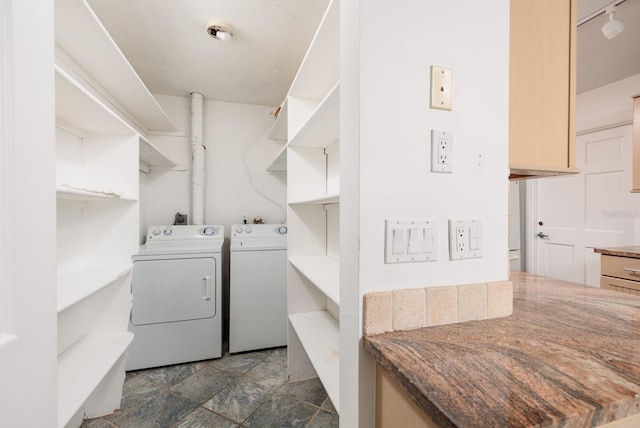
[510,0,576,173]
[632,96,640,191]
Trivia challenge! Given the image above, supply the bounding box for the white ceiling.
[88,0,639,107]
[87,0,330,107]
[577,0,640,93]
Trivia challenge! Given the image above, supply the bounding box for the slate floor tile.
[202,378,273,423]
[321,397,337,414]
[170,367,235,405]
[175,408,239,428]
[110,390,198,428]
[244,393,317,428]
[108,374,161,417]
[279,377,328,407]
[307,409,340,427]
[241,360,288,391]
[80,419,114,428]
[136,362,199,388]
[206,351,266,375]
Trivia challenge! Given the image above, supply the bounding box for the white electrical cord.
[243,127,287,223]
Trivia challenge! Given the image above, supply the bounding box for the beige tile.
[425,286,458,326]
[392,288,426,331]
[363,291,393,335]
[487,280,513,318]
[458,283,487,322]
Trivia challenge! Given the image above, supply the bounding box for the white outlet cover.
[431,129,453,173]
[448,218,483,260]
[385,218,438,264]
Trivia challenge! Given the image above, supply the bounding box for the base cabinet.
[375,365,436,428]
[600,254,640,295]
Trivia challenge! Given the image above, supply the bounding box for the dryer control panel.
[146,225,224,242]
[231,224,287,238]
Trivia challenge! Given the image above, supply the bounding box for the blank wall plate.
[448,218,483,260]
[431,130,453,173]
[430,66,453,111]
[385,218,438,264]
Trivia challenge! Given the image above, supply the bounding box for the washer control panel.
[146,225,224,242]
[231,224,287,238]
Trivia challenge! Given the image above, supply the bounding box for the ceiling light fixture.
[601,5,625,39]
[207,21,233,42]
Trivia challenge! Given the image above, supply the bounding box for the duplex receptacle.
[431,130,453,173]
[456,226,466,252]
[449,219,483,260]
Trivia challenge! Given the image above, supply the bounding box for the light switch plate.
[385,218,438,264]
[448,218,483,260]
[430,66,453,111]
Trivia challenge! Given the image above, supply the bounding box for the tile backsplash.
[363,280,513,335]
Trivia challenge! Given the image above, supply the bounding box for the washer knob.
[203,227,215,236]
[152,228,161,236]
[245,227,252,233]
[277,226,288,235]
[235,227,243,233]
[163,228,173,236]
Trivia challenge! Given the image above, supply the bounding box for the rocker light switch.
[385,218,438,263]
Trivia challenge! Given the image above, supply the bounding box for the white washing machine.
[126,225,224,371]
[230,223,287,353]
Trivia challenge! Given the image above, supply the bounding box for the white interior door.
[532,125,638,286]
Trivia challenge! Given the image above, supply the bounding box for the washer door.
[131,257,216,325]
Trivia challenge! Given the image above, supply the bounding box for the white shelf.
[289,311,340,413]
[289,192,339,206]
[289,256,340,306]
[57,332,134,428]
[57,265,132,313]
[267,145,288,172]
[56,186,136,202]
[55,67,133,135]
[289,82,340,149]
[54,0,174,132]
[289,0,340,99]
[139,136,177,167]
[268,100,288,142]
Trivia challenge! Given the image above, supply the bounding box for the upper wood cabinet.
[509,0,579,180]
[632,95,640,192]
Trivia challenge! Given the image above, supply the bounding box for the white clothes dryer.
[229,224,287,353]
[126,225,224,371]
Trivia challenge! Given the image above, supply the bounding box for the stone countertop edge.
[594,246,640,259]
[364,271,640,428]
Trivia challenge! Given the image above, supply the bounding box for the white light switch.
[448,218,483,260]
[392,229,404,255]
[385,218,438,264]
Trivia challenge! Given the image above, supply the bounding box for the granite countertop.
[364,271,640,428]
[594,246,640,259]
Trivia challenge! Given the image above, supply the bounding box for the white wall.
[577,73,640,133]
[341,1,510,426]
[0,0,58,426]
[144,94,286,236]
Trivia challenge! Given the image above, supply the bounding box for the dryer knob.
[152,228,161,235]
[163,228,173,236]
[245,227,253,233]
[235,227,243,233]
[277,226,288,235]
[203,227,215,236]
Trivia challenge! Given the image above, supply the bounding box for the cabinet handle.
[623,268,640,276]
[201,276,211,300]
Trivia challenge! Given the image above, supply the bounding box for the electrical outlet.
[449,219,483,260]
[431,130,453,173]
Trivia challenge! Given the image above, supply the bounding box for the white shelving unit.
[54,0,177,426]
[284,0,341,414]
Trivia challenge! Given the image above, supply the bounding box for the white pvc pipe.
[191,92,205,225]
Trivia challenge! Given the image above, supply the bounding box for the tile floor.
[81,347,338,428]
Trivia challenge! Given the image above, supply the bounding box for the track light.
[602,6,624,39]
[207,21,233,42]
